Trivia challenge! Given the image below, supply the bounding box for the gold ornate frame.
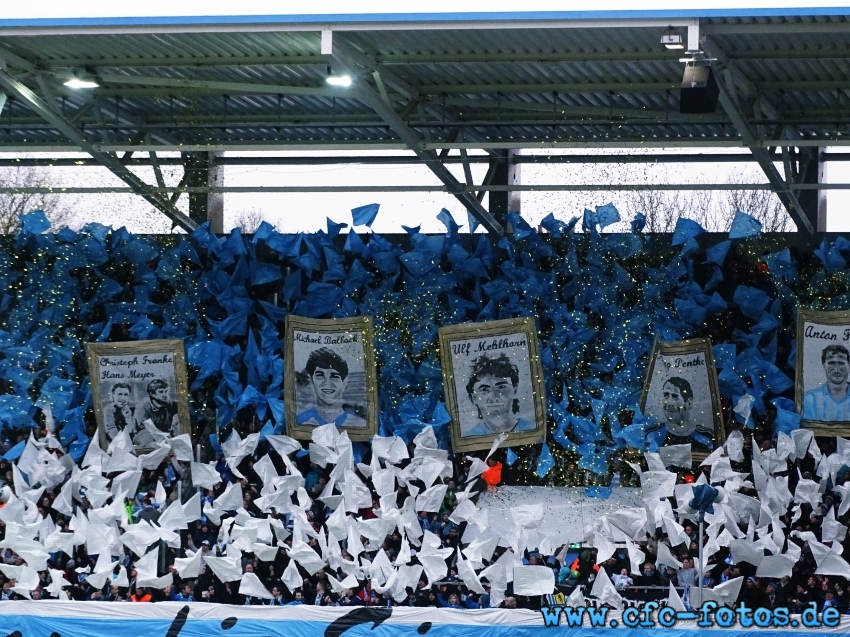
[640,335,725,462]
[796,309,850,436]
[284,315,378,441]
[86,339,190,452]
[438,317,547,453]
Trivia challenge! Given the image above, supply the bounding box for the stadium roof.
[0,8,848,234]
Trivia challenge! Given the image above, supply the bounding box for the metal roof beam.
[0,151,791,168]
[88,81,678,99]
[330,37,417,101]
[8,137,850,153]
[702,36,780,122]
[476,160,500,203]
[47,55,327,68]
[0,107,733,127]
[84,81,845,101]
[28,48,850,71]
[98,73,351,99]
[0,68,197,233]
[1,182,847,195]
[704,21,850,35]
[705,33,816,232]
[45,50,647,68]
[19,151,850,168]
[26,78,182,148]
[442,96,719,121]
[34,74,62,115]
[68,101,94,125]
[90,98,112,143]
[384,81,680,96]
[169,170,189,206]
[0,17,698,37]
[437,127,461,160]
[119,132,147,164]
[79,88,185,148]
[40,51,675,68]
[146,134,166,188]
[459,147,474,186]
[760,81,850,91]
[713,65,813,235]
[7,112,844,131]
[359,75,503,234]
[330,42,503,235]
[0,46,37,73]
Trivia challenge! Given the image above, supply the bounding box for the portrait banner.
[796,309,850,436]
[86,339,190,452]
[284,315,378,441]
[640,336,724,460]
[438,317,546,453]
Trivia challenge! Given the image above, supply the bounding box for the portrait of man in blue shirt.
[804,344,850,421]
[296,347,366,428]
[463,353,534,437]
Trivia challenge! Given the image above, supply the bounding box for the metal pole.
[195,444,203,495]
[698,519,704,604]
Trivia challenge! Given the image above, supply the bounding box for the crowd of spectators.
[0,422,847,614]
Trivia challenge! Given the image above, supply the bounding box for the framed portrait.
[438,317,547,453]
[86,339,190,452]
[796,309,850,435]
[284,315,378,441]
[640,336,724,459]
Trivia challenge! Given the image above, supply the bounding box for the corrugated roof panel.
[1,20,849,149]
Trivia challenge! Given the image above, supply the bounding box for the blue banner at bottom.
[0,602,847,637]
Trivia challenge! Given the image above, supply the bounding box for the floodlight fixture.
[661,27,684,50]
[64,69,99,89]
[326,75,352,87]
[64,77,99,89]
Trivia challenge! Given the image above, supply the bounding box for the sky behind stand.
[7,149,848,234]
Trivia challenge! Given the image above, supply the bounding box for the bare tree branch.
[723,168,795,233]
[0,166,75,233]
[610,166,792,234]
[234,208,265,235]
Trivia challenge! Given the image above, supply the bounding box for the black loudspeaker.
[680,64,719,114]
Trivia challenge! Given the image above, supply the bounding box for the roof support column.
[703,35,816,233]
[353,81,503,234]
[488,149,521,229]
[793,146,827,232]
[712,68,814,234]
[182,151,224,232]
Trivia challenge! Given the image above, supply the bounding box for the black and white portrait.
[641,337,723,456]
[461,352,535,437]
[439,318,546,452]
[284,316,378,441]
[103,381,134,441]
[796,310,850,435]
[86,340,190,451]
